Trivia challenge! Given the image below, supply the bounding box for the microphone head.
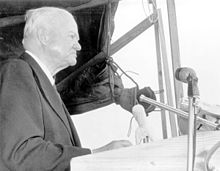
[175,67,197,83]
[175,67,200,97]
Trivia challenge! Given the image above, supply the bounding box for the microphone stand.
[187,75,199,171]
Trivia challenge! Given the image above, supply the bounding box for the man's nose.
[73,42,81,51]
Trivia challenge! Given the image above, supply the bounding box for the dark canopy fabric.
[0,0,91,16]
[0,0,156,115]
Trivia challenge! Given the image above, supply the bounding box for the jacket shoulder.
[0,58,32,74]
[1,58,29,68]
[0,58,36,85]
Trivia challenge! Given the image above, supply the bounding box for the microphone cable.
[204,141,220,171]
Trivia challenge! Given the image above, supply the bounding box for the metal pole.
[186,76,199,171]
[139,95,219,129]
[187,97,196,171]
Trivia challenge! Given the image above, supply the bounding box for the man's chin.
[70,59,77,66]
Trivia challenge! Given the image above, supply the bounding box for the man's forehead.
[57,18,77,31]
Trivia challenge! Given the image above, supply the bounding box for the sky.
[71,0,220,149]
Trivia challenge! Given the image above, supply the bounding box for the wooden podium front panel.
[71,131,220,171]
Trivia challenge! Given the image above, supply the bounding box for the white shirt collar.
[25,50,55,85]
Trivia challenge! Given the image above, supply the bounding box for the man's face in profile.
[47,15,81,70]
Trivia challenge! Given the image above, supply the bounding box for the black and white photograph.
[0,0,220,170]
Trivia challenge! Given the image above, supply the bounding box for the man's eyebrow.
[69,31,77,34]
[69,31,79,39]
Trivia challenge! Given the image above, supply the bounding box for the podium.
[71,131,220,171]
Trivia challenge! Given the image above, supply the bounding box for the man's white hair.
[23,7,74,42]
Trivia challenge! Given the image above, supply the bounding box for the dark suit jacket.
[0,53,91,171]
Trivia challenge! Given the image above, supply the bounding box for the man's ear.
[36,27,49,46]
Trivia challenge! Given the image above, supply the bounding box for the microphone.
[175,68,199,170]
[175,67,198,83]
[175,67,199,97]
[132,104,157,144]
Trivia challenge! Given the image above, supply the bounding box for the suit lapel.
[20,53,75,144]
[62,103,81,146]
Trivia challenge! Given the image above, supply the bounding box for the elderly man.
[0,7,131,171]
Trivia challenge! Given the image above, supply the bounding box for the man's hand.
[92,140,132,153]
